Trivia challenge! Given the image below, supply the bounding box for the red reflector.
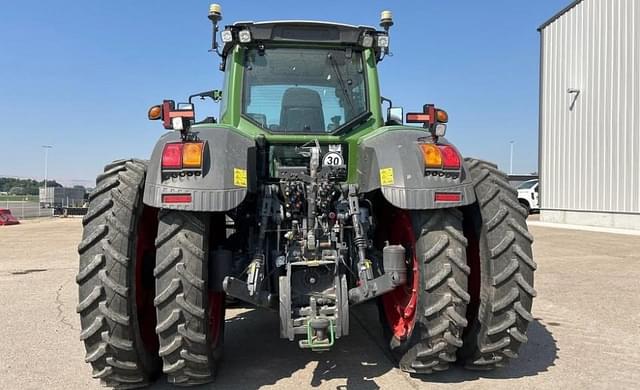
[162,194,192,203]
[162,143,183,169]
[168,110,195,118]
[434,192,462,202]
[438,145,461,169]
[406,113,431,123]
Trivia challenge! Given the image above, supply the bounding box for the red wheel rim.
[135,206,159,353]
[208,292,224,345]
[380,210,419,340]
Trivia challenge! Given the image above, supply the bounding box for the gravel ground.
[0,217,638,389]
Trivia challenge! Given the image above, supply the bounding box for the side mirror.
[188,90,222,103]
[386,107,403,126]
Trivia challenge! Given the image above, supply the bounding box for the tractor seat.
[280,88,325,132]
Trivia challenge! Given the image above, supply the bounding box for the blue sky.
[0,1,568,186]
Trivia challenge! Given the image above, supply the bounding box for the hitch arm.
[347,185,374,295]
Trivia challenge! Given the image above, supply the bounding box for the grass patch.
[0,195,39,202]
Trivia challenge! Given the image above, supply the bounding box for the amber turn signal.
[148,105,162,120]
[420,144,442,169]
[183,142,204,168]
[435,109,448,123]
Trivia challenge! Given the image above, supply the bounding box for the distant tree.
[73,185,86,190]
[42,180,62,188]
[0,177,62,195]
[9,186,26,195]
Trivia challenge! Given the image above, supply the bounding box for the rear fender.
[358,128,476,209]
[143,127,255,211]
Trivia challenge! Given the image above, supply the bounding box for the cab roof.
[222,20,379,52]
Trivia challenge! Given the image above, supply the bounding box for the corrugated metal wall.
[540,0,640,213]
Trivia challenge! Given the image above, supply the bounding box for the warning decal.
[379,168,394,186]
[234,168,247,187]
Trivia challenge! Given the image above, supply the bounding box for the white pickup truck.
[517,179,539,214]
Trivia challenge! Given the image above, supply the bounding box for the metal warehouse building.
[538,0,640,230]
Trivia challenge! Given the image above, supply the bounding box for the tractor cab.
[215,20,391,134]
[149,12,451,145]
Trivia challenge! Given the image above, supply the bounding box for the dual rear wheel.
[377,159,535,372]
[77,160,160,389]
[78,158,535,387]
[78,161,224,389]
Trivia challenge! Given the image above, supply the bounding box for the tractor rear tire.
[76,159,160,389]
[378,208,470,373]
[154,210,224,386]
[459,158,537,369]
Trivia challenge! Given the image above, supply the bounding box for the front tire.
[378,208,470,373]
[154,211,224,386]
[76,159,160,388]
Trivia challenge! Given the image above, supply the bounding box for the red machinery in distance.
[0,209,20,226]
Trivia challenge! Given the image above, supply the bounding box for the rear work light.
[238,29,252,43]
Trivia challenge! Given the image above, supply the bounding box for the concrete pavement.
[0,218,638,389]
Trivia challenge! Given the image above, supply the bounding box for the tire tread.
[393,210,470,374]
[460,158,536,370]
[76,159,158,388]
[154,211,221,386]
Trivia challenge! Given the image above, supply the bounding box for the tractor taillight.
[438,145,461,170]
[420,143,462,172]
[162,142,205,171]
[162,143,183,169]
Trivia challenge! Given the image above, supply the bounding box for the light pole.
[42,145,53,205]
[509,141,515,175]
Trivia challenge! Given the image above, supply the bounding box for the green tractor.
[77,5,535,388]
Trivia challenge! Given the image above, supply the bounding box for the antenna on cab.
[208,3,223,57]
